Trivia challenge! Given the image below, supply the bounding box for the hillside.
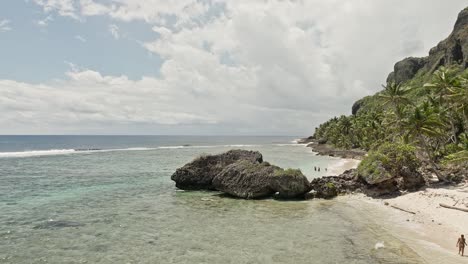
[312,7,468,184]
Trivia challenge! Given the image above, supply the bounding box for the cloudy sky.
[0,1,466,135]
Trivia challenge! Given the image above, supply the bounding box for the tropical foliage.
[314,66,468,181]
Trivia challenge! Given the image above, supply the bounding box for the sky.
[0,0,466,135]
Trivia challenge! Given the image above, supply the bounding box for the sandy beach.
[327,155,468,263]
[327,158,361,175]
[345,183,468,263]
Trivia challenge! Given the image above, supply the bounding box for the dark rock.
[351,99,365,115]
[359,161,393,185]
[386,57,427,84]
[212,160,278,199]
[317,138,327,145]
[387,7,468,85]
[397,166,425,190]
[171,149,263,190]
[270,169,311,199]
[297,136,314,144]
[308,142,366,159]
[310,169,364,198]
[33,220,84,229]
[357,161,423,196]
[173,150,312,199]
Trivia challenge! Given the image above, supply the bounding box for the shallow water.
[0,136,423,263]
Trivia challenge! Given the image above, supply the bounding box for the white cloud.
[36,15,54,27]
[79,0,110,16]
[74,35,86,42]
[0,19,12,32]
[13,0,468,135]
[108,24,120,39]
[33,0,78,19]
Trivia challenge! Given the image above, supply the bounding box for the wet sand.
[345,183,468,264]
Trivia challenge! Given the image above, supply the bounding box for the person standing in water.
[457,234,467,256]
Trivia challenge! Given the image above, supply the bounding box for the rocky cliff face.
[387,7,468,84]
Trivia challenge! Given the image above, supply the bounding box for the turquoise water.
[0,136,423,263]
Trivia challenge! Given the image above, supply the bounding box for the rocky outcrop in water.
[171,149,263,190]
[171,150,311,199]
[270,168,312,199]
[212,161,279,198]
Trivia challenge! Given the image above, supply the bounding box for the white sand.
[327,158,361,175]
[349,183,468,263]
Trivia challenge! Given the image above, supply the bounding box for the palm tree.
[380,82,412,108]
[423,66,460,105]
[445,75,468,132]
[379,82,412,131]
[402,106,447,182]
[425,67,467,143]
[444,133,468,164]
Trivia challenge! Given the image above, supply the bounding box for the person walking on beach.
[457,234,467,256]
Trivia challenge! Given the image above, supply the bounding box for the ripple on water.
[0,143,424,263]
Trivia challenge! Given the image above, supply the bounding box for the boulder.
[270,169,311,199]
[310,169,363,198]
[358,160,394,185]
[357,160,399,195]
[397,166,425,190]
[172,150,313,199]
[212,160,278,199]
[171,149,263,190]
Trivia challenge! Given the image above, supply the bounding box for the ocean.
[0,136,422,263]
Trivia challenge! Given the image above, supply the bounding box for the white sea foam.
[0,147,165,158]
[375,241,385,249]
[0,149,77,158]
[0,143,287,158]
[274,143,307,147]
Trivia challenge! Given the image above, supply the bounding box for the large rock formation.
[171,149,263,190]
[386,57,427,84]
[212,161,278,199]
[309,169,364,199]
[387,7,468,84]
[171,150,311,199]
[270,168,312,199]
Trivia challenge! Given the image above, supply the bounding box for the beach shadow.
[213,193,272,200]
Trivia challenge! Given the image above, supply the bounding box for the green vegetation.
[315,66,468,182]
[357,143,420,183]
[274,168,303,177]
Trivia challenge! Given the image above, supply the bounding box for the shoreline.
[345,185,468,263]
[298,138,367,160]
[326,158,361,175]
[300,141,468,263]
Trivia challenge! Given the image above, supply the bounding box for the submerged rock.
[33,220,84,229]
[171,149,263,190]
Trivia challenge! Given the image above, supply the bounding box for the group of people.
[313,166,327,172]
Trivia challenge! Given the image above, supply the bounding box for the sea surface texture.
[0,136,422,263]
